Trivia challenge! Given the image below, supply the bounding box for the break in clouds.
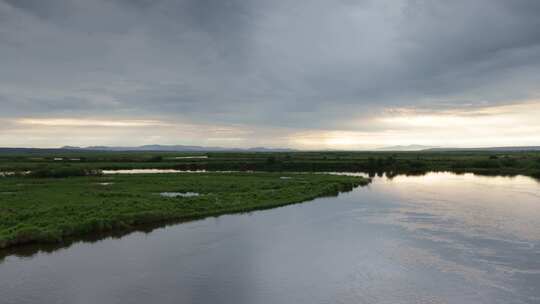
[1,0,540,148]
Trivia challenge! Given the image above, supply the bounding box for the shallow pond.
[101,169,255,174]
[171,156,208,159]
[1,172,540,304]
[160,192,200,198]
[101,169,207,174]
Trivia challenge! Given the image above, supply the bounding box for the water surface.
[160,192,200,198]
[101,169,204,174]
[1,172,539,304]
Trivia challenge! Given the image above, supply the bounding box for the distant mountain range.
[425,146,540,152]
[377,145,438,151]
[376,145,540,152]
[1,145,540,154]
[59,145,296,152]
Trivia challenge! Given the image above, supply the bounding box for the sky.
[1,0,540,150]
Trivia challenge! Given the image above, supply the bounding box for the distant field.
[0,172,368,249]
[1,150,540,178]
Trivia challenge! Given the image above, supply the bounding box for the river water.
[1,172,539,304]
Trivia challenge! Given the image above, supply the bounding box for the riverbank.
[0,173,369,249]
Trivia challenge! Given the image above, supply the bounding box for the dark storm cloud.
[1,0,540,130]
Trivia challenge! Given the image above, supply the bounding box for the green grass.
[1,150,540,178]
[0,172,369,249]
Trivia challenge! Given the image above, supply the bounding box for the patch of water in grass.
[160,192,200,198]
[102,169,207,174]
[0,171,30,177]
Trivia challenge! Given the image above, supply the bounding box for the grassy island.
[0,172,369,249]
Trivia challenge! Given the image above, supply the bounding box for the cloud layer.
[1,0,540,148]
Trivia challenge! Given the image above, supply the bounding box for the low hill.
[425,146,540,152]
[377,145,438,151]
[60,145,295,152]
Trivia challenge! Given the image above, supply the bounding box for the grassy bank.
[0,173,369,249]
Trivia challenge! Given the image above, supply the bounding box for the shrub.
[149,156,163,162]
[471,160,500,169]
[385,156,396,165]
[500,158,518,167]
[408,160,427,169]
[266,156,277,165]
[28,168,102,178]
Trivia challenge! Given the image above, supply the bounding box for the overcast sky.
[1,0,540,149]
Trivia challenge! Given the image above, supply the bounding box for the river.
[1,172,539,303]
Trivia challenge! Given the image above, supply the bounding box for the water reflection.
[101,169,246,174]
[102,169,207,174]
[373,173,540,241]
[171,156,208,159]
[1,173,539,303]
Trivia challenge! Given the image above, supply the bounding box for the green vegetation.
[1,150,540,178]
[1,149,539,249]
[28,167,102,178]
[0,172,369,249]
